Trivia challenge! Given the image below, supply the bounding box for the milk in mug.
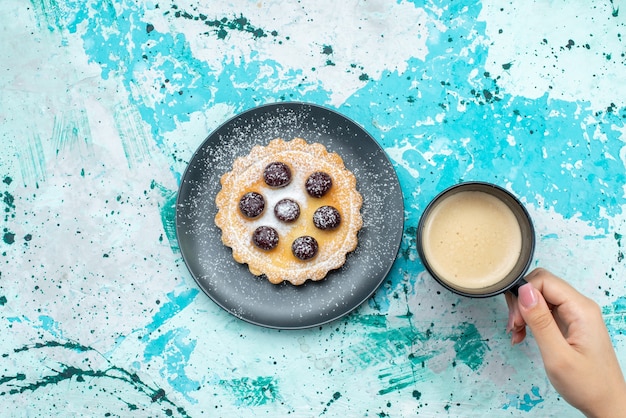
[421,190,523,289]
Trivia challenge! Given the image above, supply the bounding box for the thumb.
[517,283,570,357]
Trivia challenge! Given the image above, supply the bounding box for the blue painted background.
[1,0,625,416]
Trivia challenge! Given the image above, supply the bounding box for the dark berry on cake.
[305,171,332,198]
[274,198,300,222]
[292,236,319,260]
[263,162,292,188]
[313,205,341,230]
[239,192,265,218]
[252,226,279,250]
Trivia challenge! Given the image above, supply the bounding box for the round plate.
[176,102,404,329]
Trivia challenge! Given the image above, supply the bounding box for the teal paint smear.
[151,181,179,253]
[219,376,281,407]
[0,296,6,306]
[349,313,388,329]
[542,233,559,240]
[6,316,26,323]
[142,288,199,335]
[139,288,200,402]
[29,0,65,33]
[341,27,626,230]
[617,233,625,262]
[2,340,190,417]
[356,326,429,368]
[17,134,47,188]
[610,296,626,313]
[51,109,94,157]
[377,369,419,395]
[452,322,489,371]
[36,315,65,339]
[79,3,264,141]
[347,313,488,395]
[143,328,199,404]
[54,0,331,161]
[144,330,175,361]
[603,296,626,342]
[502,386,544,412]
[0,373,26,385]
[584,234,607,240]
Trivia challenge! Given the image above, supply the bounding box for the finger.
[524,268,586,308]
[505,292,527,345]
[505,292,515,333]
[511,327,527,345]
[517,283,572,359]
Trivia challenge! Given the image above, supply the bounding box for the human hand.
[505,268,626,418]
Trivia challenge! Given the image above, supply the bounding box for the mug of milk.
[416,182,535,298]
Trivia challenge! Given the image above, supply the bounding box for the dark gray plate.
[176,102,404,329]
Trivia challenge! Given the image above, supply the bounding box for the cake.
[214,137,363,285]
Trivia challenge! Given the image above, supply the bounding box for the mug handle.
[507,277,528,297]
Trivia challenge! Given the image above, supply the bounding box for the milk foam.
[422,191,522,289]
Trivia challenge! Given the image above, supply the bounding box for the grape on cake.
[214,137,363,285]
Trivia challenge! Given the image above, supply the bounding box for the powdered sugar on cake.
[214,137,363,285]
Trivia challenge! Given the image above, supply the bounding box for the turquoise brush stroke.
[341,26,626,230]
[143,328,200,403]
[103,334,128,358]
[542,233,559,240]
[452,322,489,372]
[346,312,489,395]
[502,385,544,412]
[219,376,281,407]
[140,288,200,402]
[142,288,199,335]
[6,316,26,323]
[151,181,179,253]
[584,234,608,240]
[36,315,64,339]
[52,1,335,149]
[603,296,626,343]
[78,2,319,144]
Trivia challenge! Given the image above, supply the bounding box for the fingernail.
[506,314,514,334]
[518,283,538,309]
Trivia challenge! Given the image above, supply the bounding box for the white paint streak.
[146,0,437,106]
[478,0,626,110]
[385,139,421,178]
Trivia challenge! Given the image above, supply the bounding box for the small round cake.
[214,137,363,285]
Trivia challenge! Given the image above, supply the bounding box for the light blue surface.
[1,0,625,416]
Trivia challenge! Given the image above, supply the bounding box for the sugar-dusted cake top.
[215,137,363,285]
